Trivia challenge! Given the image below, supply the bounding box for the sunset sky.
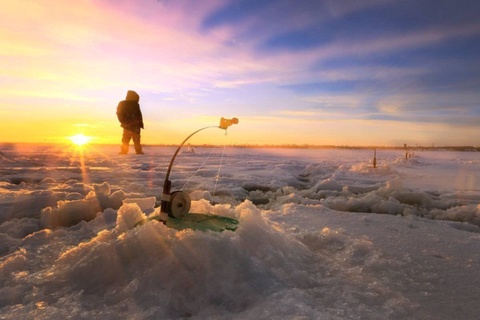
[1,0,479,147]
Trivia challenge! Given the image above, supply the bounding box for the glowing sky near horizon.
[1,0,479,146]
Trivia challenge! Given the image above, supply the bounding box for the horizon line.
[1,141,479,151]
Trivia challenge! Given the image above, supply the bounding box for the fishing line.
[180,145,217,191]
[213,144,227,197]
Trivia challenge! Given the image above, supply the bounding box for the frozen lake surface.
[1,144,479,319]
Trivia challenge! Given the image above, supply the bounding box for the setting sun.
[69,134,91,146]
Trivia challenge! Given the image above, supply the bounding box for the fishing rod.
[159,117,239,221]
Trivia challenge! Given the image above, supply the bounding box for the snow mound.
[20,201,329,319]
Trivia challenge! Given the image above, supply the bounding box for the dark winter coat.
[116,90,144,131]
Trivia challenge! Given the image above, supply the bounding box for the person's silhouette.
[116,90,144,154]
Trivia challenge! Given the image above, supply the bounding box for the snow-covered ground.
[1,143,479,319]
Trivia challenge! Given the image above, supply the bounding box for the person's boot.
[134,144,144,154]
[119,144,128,154]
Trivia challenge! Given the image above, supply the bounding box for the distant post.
[373,148,377,168]
[404,144,408,160]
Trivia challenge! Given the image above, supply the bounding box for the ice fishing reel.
[160,117,239,221]
[165,191,191,218]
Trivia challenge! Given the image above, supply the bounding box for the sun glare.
[69,134,91,146]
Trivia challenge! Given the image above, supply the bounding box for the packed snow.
[0,143,479,319]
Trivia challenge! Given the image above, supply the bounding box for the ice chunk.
[314,178,343,191]
[40,199,100,228]
[122,197,156,214]
[115,203,147,232]
[93,182,110,196]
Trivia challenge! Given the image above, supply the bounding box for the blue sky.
[1,0,479,146]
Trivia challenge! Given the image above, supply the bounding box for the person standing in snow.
[116,90,144,154]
